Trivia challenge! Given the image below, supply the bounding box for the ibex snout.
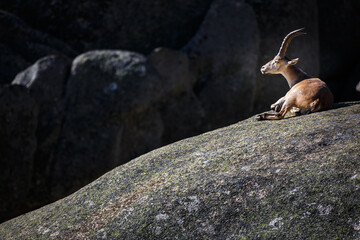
[260,60,272,74]
[260,65,267,74]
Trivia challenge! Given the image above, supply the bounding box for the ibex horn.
[277,28,306,57]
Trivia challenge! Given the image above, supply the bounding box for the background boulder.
[0,103,358,239]
[0,0,359,100]
[12,55,71,146]
[184,0,259,129]
[317,0,360,102]
[0,0,213,54]
[12,55,72,206]
[0,10,76,84]
[148,48,205,142]
[51,50,164,197]
[0,85,38,222]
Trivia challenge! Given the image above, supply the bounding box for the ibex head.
[260,28,306,75]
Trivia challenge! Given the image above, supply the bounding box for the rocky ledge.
[0,102,359,239]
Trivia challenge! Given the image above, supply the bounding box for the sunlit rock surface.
[1,102,359,239]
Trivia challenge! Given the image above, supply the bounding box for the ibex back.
[257,28,333,120]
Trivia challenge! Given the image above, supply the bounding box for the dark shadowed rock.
[11,55,72,206]
[62,50,162,136]
[50,50,164,198]
[247,0,320,113]
[159,92,205,144]
[0,0,213,54]
[148,48,196,97]
[348,63,360,100]
[12,55,71,144]
[0,42,30,84]
[0,10,76,84]
[184,0,260,129]
[148,47,205,142]
[317,0,360,102]
[0,85,38,223]
[0,103,358,239]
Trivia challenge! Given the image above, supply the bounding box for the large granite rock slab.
[1,102,359,239]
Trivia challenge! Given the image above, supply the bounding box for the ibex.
[256,28,333,120]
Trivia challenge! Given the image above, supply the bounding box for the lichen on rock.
[0,102,359,239]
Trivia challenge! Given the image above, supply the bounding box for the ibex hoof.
[271,104,281,112]
[256,114,264,121]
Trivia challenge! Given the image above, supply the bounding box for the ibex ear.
[288,58,299,65]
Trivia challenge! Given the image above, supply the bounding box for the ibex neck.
[281,65,310,88]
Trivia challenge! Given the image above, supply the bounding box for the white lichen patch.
[197,223,215,235]
[333,132,349,140]
[154,226,162,235]
[37,226,51,235]
[84,200,95,208]
[353,220,360,231]
[269,217,284,230]
[116,208,134,227]
[257,189,267,199]
[289,187,301,195]
[301,211,311,219]
[350,174,358,180]
[223,190,231,195]
[176,218,184,225]
[192,151,216,164]
[191,151,204,157]
[50,231,60,238]
[97,228,107,239]
[187,196,200,213]
[179,196,201,214]
[241,165,251,170]
[248,189,266,199]
[139,195,149,203]
[317,204,333,216]
[117,207,134,216]
[155,213,169,221]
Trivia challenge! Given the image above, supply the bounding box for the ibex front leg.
[256,104,290,121]
[271,96,285,112]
